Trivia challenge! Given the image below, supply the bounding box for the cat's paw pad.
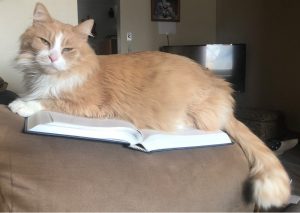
[8,99,42,117]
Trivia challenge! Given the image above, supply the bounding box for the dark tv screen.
[160,44,246,92]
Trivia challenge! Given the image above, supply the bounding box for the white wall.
[0,0,78,94]
[119,0,216,53]
[119,0,160,53]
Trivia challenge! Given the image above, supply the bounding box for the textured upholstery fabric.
[0,105,253,212]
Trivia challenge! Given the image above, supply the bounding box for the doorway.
[77,0,119,55]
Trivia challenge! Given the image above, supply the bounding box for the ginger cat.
[9,3,290,209]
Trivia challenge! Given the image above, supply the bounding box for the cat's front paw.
[8,99,43,117]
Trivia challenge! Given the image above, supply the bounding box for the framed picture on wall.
[151,0,180,22]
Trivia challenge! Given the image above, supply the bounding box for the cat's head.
[17,3,95,74]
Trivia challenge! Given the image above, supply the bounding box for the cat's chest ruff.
[28,74,86,99]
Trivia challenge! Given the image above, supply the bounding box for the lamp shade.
[158,22,176,35]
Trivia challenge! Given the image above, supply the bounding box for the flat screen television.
[160,44,246,92]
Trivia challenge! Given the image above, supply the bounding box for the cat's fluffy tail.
[225,116,291,209]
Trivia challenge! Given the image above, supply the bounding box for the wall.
[119,0,216,53]
[0,0,78,94]
[260,0,300,131]
[216,0,300,131]
[216,0,265,107]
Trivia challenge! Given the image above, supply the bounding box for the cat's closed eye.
[39,37,50,47]
[62,48,74,53]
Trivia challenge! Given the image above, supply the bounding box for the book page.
[26,110,53,130]
[26,111,143,145]
[137,129,232,152]
[27,111,137,129]
[30,124,141,145]
[49,111,137,128]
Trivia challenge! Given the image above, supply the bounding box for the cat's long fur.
[9,3,291,209]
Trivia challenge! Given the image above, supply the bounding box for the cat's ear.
[33,2,52,23]
[75,19,94,39]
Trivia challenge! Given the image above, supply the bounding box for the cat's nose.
[49,53,58,62]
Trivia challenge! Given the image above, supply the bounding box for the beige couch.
[0,105,254,211]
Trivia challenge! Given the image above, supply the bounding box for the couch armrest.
[0,105,253,212]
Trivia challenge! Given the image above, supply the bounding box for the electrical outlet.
[127,32,133,41]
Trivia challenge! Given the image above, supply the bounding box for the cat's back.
[96,51,224,90]
[98,51,200,70]
[97,51,212,80]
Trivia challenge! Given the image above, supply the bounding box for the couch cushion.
[0,105,253,211]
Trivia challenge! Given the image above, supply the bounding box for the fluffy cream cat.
[9,3,290,209]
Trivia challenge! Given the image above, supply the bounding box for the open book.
[25,111,233,152]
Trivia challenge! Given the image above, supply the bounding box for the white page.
[30,123,142,145]
[49,111,137,128]
[138,129,232,152]
[26,111,143,145]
